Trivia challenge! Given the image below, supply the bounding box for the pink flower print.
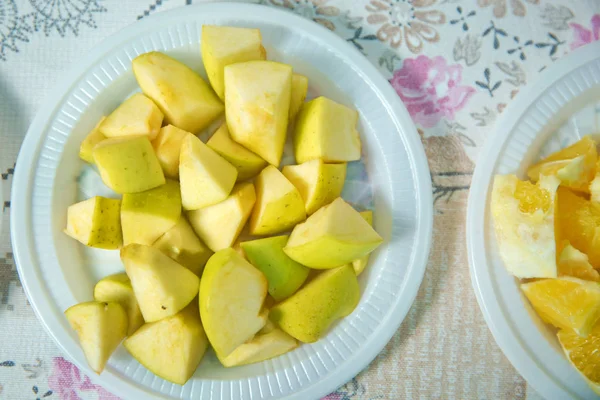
[569,15,600,50]
[48,357,120,400]
[390,55,475,128]
[321,394,344,400]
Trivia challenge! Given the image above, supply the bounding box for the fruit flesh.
[99,93,164,140]
[558,243,600,282]
[557,323,600,394]
[79,117,106,163]
[152,125,192,179]
[352,210,374,276]
[64,196,122,249]
[94,273,145,336]
[289,74,308,121]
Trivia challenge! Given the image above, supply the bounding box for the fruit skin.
[521,277,600,337]
[218,321,298,367]
[270,264,359,343]
[241,235,309,301]
[282,159,347,215]
[249,165,306,235]
[93,136,165,194]
[284,197,382,268]
[64,301,128,374]
[207,123,267,182]
[201,25,266,101]
[132,51,224,134]
[225,60,292,166]
[557,323,600,395]
[94,273,145,336]
[289,74,308,121]
[199,248,268,357]
[152,216,212,277]
[152,125,192,179]
[124,304,208,385]
[294,96,361,164]
[491,174,559,279]
[99,93,164,140]
[64,196,122,249]
[79,117,106,163]
[179,134,238,210]
[352,210,374,276]
[121,244,200,323]
[187,182,256,252]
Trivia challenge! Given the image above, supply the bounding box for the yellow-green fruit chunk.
[93,136,165,194]
[241,235,309,301]
[152,216,212,277]
[99,93,163,140]
[207,123,267,182]
[289,74,308,121]
[249,165,306,235]
[79,117,106,163]
[270,264,359,343]
[225,60,292,166]
[199,248,268,357]
[64,301,128,374]
[124,304,208,385]
[201,25,266,101]
[352,210,374,276]
[294,96,361,163]
[121,180,182,246]
[282,159,347,215]
[121,244,200,323]
[152,125,192,179]
[64,196,122,249]
[284,197,382,268]
[179,134,237,210]
[187,182,256,252]
[133,51,224,134]
[94,273,144,336]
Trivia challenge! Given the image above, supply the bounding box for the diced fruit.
[557,324,600,395]
[528,136,597,193]
[294,96,361,164]
[132,51,224,134]
[64,301,128,374]
[79,117,106,163]
[124,304,208,385]
[207,123,267,181]
[121,180,182,246]
[289,74,308,121]
[590,159,600,203]
[201,25,266,100]
[187,182,256,252]
[64,196,122,249]
[179,134,238,210]
[121,244,200,323]
[284,197,382,268]
[94,273,144,336]
[225,60,292,166]
[93,136,165,194]
[352,210,374,276]
[558,243,600,282]
[152,125,192,179]
[491,174,559,278]
[99,93,163,140]
[270,264,359,343]
[199,248,268,357]
[152,216,212,277]
[219,321,297,367]
[249,165,306,235]
[557,187,600,268]
[521,277,600,337]
[282,159,347,215]
[241,236,309,301]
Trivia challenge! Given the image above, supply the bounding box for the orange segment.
[528,136,597,193]
[558,242,600,282]
[556,187,600,268]
[514,179,552,214]
[558,323,600,394]
[521,277,600,337]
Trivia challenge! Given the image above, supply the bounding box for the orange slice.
[558,242,600,282]
[558,323,600,395]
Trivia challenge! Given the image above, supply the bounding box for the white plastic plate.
[10,3,432,400]
[467,41,600,399]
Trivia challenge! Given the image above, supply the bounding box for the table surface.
[1,0,599,399]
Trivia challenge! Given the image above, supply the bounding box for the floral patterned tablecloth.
[1,0,599,399]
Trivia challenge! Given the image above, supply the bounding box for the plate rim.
[466,40,600,400]
[11,3,433,399]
